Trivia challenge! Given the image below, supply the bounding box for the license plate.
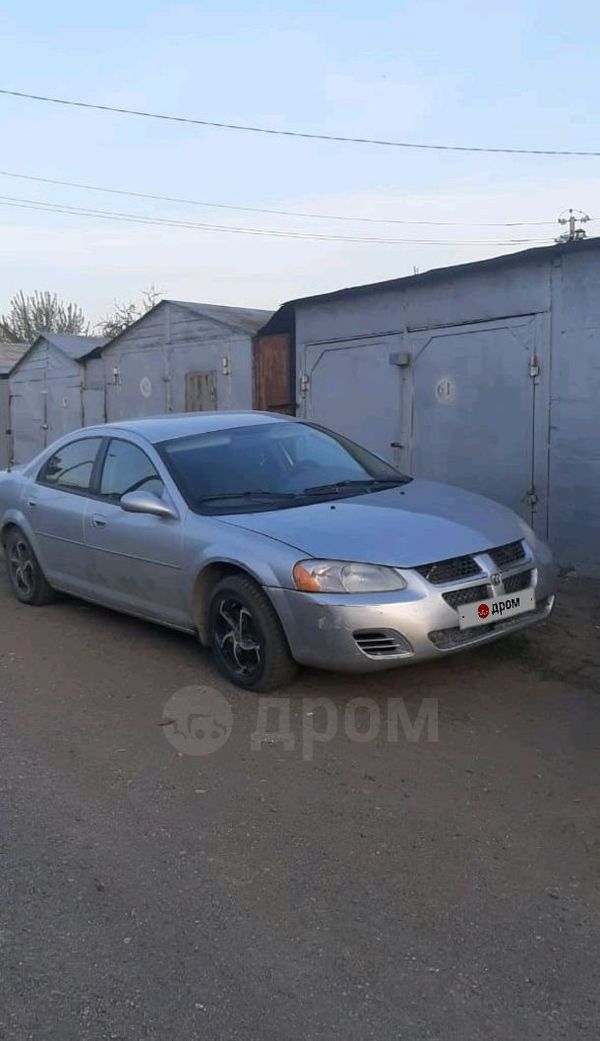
[458,588,536,629]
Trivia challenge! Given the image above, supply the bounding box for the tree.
[97,287,161,339]
[0,290,89,343]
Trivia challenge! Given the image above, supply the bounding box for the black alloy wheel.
[208,574,297,691]
[4,528,56,605]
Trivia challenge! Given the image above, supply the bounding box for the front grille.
[443,583,490,610]
[428,598,550,650]
[415,555,482,584]
[353,629,413,659]
[488,540,526,569]
[503,569,532,594]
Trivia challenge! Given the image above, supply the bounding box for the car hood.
[221,479,527,567]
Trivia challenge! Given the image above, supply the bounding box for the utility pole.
[556,208,590,243]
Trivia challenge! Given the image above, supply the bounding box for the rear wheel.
[208,574,297,691]
[3,528,56,606]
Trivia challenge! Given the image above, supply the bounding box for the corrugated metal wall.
[295,249,599,574]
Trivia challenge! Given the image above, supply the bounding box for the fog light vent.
[353,629,413,659]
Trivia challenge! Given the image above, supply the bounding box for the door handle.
[91,515,107,529]
[27,498,37,507]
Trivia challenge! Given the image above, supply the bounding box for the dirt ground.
[0,567,598,1040]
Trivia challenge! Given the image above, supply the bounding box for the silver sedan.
[0,412,557,690]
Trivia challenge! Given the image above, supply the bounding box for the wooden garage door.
[185,371,217,411]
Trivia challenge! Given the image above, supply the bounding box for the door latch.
[528,355,540,378]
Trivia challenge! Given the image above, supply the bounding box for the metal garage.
[99,300,272,422]
[8,334,107,464]
[260,239,600,574]
[0,341,28,469]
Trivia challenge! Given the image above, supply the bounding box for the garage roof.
[0,341,29,376]
[168,301,273,333]
[259,237,600,333]
[9,333,109,376]
[41,333,108,360]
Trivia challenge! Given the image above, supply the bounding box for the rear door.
[28,436,104,594]
[84,437,189,627]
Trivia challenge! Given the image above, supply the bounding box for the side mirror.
[120,490,178,520]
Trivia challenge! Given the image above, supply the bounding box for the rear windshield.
[158,421,410,514]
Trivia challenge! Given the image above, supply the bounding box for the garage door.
[10,380,45,464]
[45,379,83,442]
[409,316,545,523]
[302,338,405,460]
[106,349,167,422]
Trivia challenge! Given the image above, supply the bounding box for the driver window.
[99,439,164,502]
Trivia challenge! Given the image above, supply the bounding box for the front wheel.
[208,574,298,691]
[4,528,56,605]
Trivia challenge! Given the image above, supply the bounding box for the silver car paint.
[0,412,557,673]
[221,480,530,567]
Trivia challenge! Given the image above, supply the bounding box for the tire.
[3,528,56,606]
[208,573,298,691]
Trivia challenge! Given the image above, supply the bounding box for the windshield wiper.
[197,489,300,504]
[302,477,409,495]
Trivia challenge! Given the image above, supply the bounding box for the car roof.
[87,411,297,444]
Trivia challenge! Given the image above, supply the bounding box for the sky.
[1,0,599,326]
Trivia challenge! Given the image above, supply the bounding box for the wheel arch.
[191,560,270,644]
[1,510,36,549]
[1,519,20,545]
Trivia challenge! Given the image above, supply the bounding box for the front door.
[408,316,544,524]
[84,437,188,627]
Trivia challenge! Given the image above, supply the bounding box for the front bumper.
[266,546,557,673]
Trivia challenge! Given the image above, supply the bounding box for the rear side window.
[38,438,103,492]
[99,439,164,501]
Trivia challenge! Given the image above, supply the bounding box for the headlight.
[293,559,407,593]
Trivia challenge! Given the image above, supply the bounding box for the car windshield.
[158,421,411,513]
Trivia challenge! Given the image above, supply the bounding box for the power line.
[0,193,550,245]
[1,87,600,157]
[0,169,561,227]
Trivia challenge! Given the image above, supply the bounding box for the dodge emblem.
[490,573,502,586]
